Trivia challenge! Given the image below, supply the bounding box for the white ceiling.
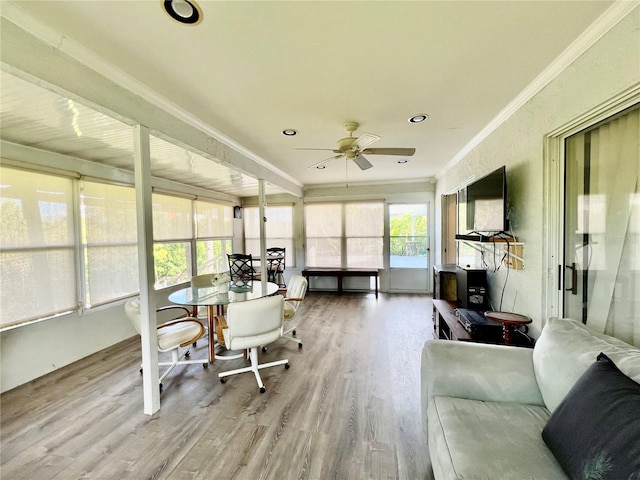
[1,0,617,196]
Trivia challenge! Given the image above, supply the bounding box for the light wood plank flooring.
[1,293,435,480]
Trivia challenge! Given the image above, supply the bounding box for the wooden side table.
[485,311,532,346]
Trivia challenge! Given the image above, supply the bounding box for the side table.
[485,311,532,346]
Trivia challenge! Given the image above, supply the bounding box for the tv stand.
[433,299,472,341]
[432,299,534,347]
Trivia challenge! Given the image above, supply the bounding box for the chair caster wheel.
[292,329,297,336]
[260,387,266,393]
[203,363,208,368]
[139,368,143,374]
[285,363,290,370]
[220,378,226,384]
[261,346,267,353]
[185,351,191,358]
[298,343,303,349]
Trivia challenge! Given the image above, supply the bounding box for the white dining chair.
[218,295,289,393]
[124,298,208,391]
[281,274,308,348]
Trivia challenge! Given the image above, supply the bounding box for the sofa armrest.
[421,339,545,434]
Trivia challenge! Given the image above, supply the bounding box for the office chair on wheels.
[217,295,289,393]
[124,298,208,391]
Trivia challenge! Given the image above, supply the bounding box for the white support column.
[133,124,160,415]
[258,180,267,295]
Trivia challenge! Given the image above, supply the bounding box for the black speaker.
[456,267,488,310]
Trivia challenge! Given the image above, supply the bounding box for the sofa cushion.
[542,353,640,479]
[532,318,640,412]
[428,396,566,480]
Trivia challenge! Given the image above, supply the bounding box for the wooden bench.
[301,267,379,298]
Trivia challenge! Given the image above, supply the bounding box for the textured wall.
[435,8,640,337]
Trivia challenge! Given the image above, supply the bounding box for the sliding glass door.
[562,104,639,345]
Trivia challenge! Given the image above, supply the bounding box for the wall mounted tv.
[456,166,508,237]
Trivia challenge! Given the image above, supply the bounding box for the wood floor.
[1,293,435,480]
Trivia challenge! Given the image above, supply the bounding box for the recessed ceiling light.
[409,114,428,123]
[282,129,298,136]
[398,159,408,164]
[163,0,202,25]
[316,165,326,169]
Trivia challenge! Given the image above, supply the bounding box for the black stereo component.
[456,308,503,341]
[456,267,488,310]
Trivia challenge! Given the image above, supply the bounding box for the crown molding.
[438,0,639,178]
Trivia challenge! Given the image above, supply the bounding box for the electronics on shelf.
[455,308,503,342]
[456,166,508,236]
[456,267,488,310]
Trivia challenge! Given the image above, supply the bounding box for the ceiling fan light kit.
[304,121,416,171]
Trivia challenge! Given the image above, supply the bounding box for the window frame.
[0,163,238,330]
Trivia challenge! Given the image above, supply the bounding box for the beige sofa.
[421,318,640,480]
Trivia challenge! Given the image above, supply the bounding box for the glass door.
[388,203,429,292]
[562,105,639,344]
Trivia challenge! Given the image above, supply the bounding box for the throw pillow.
[541,353,640,479]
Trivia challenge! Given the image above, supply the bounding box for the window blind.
[0,167,77,327]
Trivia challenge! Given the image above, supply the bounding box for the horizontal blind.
[244,205,295,267]
[304,203,342,267]
[81,181,139,306]
[346,202,383,268]
[0,167,77,327]
[195,200,233,238]
[152,193,192,241]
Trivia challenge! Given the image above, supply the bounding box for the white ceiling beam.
[0,17,303,198]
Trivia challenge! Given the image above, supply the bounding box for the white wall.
[1,288,176,393]
[435,7,640,338]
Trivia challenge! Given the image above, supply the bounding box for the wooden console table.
[432,299,472,341]
[302,267,379,298]
[433,299,534,347]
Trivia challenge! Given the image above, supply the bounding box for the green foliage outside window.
[390,211,428,257]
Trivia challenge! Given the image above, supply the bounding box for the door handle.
[565,263,577,295]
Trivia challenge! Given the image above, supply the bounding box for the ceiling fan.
[303,122,416,170]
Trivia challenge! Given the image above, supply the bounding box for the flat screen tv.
[457,166,508,235]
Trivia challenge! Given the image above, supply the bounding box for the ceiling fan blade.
[353,132,380,150]
[353,153,373,171]
[306,154,344,169]
[361,147,416,156]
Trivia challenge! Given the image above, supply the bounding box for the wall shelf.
[456,239,525,270]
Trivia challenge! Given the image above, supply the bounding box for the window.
[305,203,342,267]
[389,204,428,268]
[0,167,77,328]
[345,203,383,268]
[305,202,383,268]
[244,205,294,267]
[0,163,237,329]
[195,200,233,274]
[81,181,139,306]
[152,193,192,289]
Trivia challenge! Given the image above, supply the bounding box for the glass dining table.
[168,280,279,363]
